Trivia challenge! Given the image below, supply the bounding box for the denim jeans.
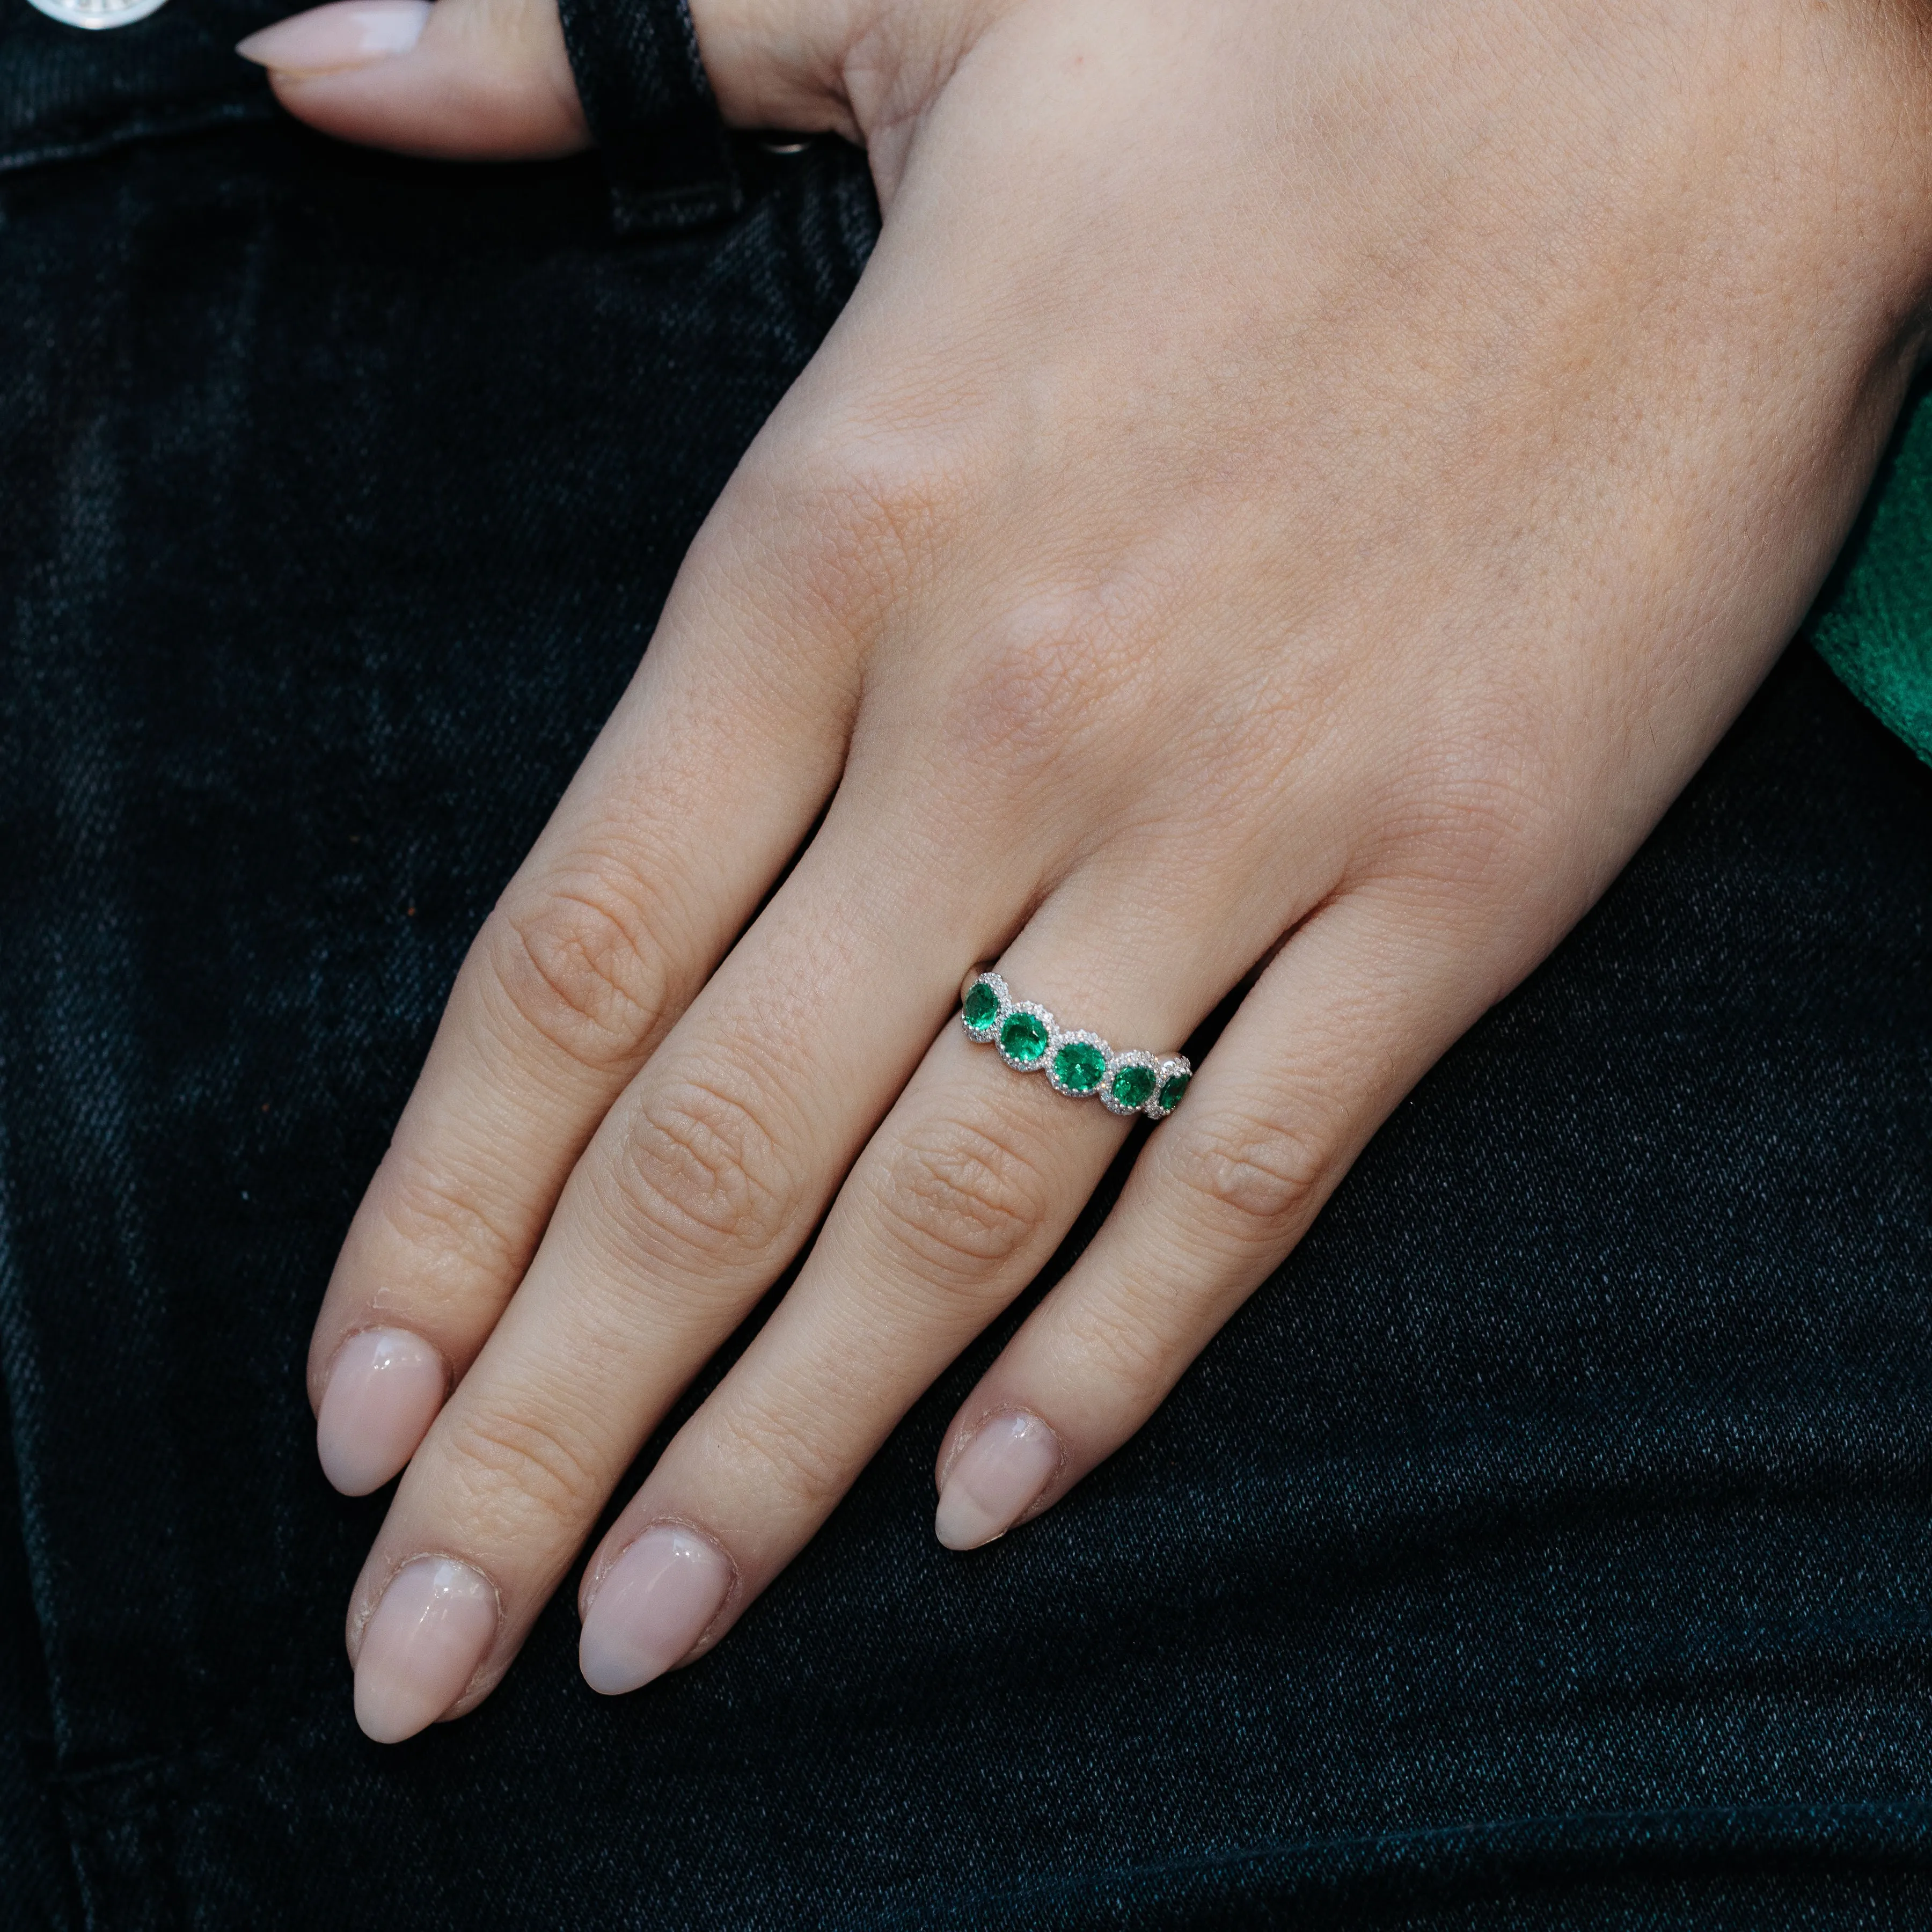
[5,17,1932,1927]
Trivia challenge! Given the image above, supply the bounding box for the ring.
[958,970,1192,1119]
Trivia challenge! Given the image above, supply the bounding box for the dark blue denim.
[4,10,1932,1928]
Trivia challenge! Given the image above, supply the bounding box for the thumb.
[237,0,588,159]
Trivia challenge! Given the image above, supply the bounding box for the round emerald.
[962,981,1001,1031]
[999,1011,1050,1065]
[1157,1071,1191,1111]
[1109,1063,1157,1110]
[1053,1040,1107,1093]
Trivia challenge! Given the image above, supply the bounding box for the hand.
[253,0,1932,1741]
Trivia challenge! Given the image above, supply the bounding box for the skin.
[251,0,1932,1733]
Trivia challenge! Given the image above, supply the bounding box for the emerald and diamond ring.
[959,970,1191,1119]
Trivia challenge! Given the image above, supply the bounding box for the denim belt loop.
[556,0,743,235]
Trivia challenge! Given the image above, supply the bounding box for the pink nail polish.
[934,1411,1060,1550]
[353,1557,497,1744]
[579,1526,732,1696]
[237,0,430,75]
[316,1327,445,1496]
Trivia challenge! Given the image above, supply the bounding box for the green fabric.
[1810,375,1932,765]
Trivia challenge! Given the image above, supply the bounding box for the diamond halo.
[996,1000,1056,1072]
[1101,1049,1161,1117]
[1046,1028,1110,1098]
[1146,1057,1193,1120]
[960,970,1010,1042]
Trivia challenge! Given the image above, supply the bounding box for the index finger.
[306,501,858,1493]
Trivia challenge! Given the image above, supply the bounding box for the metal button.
[25,0,171,28]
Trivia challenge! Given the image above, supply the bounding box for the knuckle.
[486,867,677,1074]
[1058,1293,1181,1406]
[1372,716,1565,896]
[1167,1108,1334,1245]
[868,1104,1056,1286]
[604,1073,797,1267]
[441,1403,607,1535]
[736,433,972,635]
[707,1399,849,1514]
[369,1145,526,1289]
[940,591,1134,779]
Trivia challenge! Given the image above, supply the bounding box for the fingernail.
[579,1526,733,1696]
[353,1556,497,1744]
[317,1327,446,1496]
[935,1411,1061,1550]
[237,0,430,75]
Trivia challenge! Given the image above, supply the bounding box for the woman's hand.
[250,0,1932,1741]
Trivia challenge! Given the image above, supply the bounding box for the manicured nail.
[353,1557,497,1744]
[316,1327,446,1496]
[237,0,429,75]
[579,1526,733,1696]
[935,1411,1060,1550]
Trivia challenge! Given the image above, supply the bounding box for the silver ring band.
[959,970,1191,1119]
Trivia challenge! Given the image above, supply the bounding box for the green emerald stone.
[999,1011,1050,1065]
[1109,1063,1157,1110]
[1053,1040,1107,1093]
[962,981,1001,1031]
[1157,1070,1191,1111]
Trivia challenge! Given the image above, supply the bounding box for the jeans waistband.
[1,0,287,173]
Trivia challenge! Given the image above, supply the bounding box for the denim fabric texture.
[4,13,1932,1931]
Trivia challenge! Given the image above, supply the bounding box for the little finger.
[932,884,1503,1546]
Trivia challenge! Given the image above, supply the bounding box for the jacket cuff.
[557,0,743,235]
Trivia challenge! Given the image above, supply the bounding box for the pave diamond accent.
[1147,1059,1192,1119]
[957,973,1189,1119]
